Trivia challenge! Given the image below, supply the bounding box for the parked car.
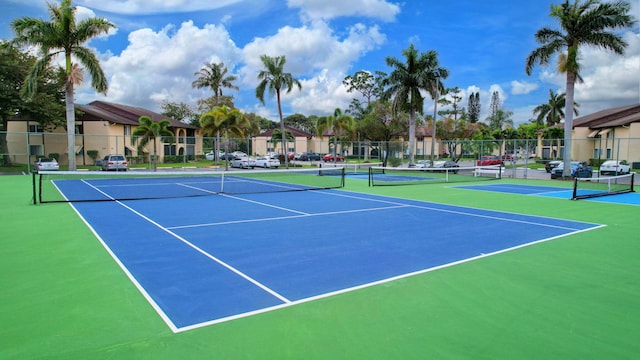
[101,154,128,171]
[230,156,251,169]
[545,160,562,173]
[501,154,517,161]
[205,150,225,161]
[253,156,280,168]
[433,160,460,173]
[551,161,592,179]
[477,155,503,166]
[322,153,344,162]
[298,152,321,161]
[34,157,59,172]
[414,160,433,168]
[599,160,631,175]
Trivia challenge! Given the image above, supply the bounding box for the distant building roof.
[76,101,198,129]
[573,103,640,129]
[259,125,313,138]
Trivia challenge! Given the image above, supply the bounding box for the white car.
[253,156,280,168]
[205,150,225,160]
[230,156,251,169]
[599,160,631,175]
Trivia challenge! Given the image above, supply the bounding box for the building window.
[75,124,84,134]
[124,125,131,136]
[28,124,43,133]
[30,145,43,156]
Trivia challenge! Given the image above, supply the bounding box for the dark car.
[551,161,593,179]
[545,160,562,173]
[298,152,321,161]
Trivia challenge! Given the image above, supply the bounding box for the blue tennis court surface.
[70,188,602,332]
[455,183,640,205]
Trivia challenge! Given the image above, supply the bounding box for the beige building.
[572,103,640,166]
[7,101,201,166]
[252,125,316,156]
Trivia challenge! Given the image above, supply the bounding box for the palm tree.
[11,0,115,171]
[525,0,634,176]
[256,55,302,168]
[533,89,580,126]
[383,44,448,166]
[131,116,175,172]
[199,105,249,170]
[192,62,239,161]
[316,108,354,163]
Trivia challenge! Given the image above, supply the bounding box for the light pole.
[429,75,439,167]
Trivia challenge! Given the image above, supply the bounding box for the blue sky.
[1,0,638,125]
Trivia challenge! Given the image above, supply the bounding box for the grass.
[1,173,639,358]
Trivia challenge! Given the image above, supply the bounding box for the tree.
[192,62,238,161]
[0,42,65,165]
[342,70,386,107]
[485,92,514,131]
[437,117,483,162]
[199,105,249,170]
[525,0,634,176]
[532,89,579,126]
[255,54,302,167]
[438,87,463,120]
[316,108,355,163]
[161,101,198,126]
[192,62,239,104]
[383,44,448,166]
[131,116,175,172]
[11,0,115,171]
[468,92,481,123]
[357,101,408,166]
[284,113,315,134]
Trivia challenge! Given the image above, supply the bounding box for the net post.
[31,171,37,205]
[368,166,372,187]
[571,177,578,200]
[631,173,635,193]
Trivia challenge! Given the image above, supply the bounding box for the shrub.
[388,157,402,167]
[48,153,59,161]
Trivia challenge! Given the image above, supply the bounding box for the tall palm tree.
[256,55,302,168]
[131,116,175,172]
[316,108,354,163]
[533,89,580,126]
[526,0,634,176]
[11,0,115,171]
[192,62,239,161]
[199,105,248,170]
[383,44,448,166]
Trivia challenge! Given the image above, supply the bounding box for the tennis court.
[3,172,640,359]
[37,170,602,331]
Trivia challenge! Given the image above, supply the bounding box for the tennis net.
[368,165,503,186]
[34,167,345,203]
[572,172,635,200]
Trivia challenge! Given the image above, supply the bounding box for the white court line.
[167,205,409,230]
[312,189,596,231]
[77,180,293,325]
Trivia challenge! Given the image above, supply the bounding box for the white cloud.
[536,31,640,116]
[287,0,400,22]
[239,21,386,118]
[510,80,538,95]
[79,21,241,110]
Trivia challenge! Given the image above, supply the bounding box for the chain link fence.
[2,131,639,172]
